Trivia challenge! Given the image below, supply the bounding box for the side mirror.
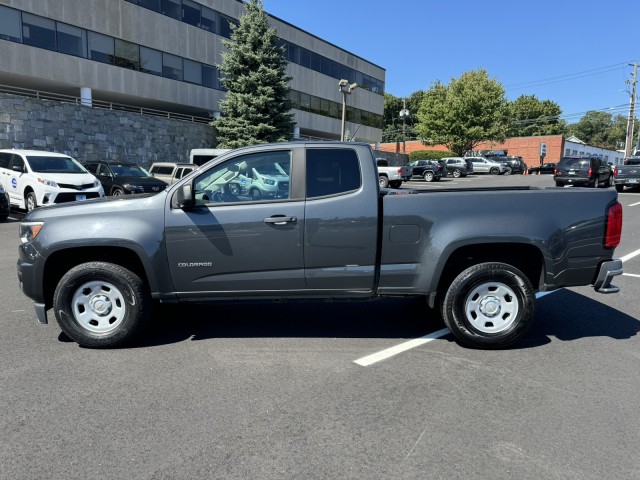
[173,182,195,210]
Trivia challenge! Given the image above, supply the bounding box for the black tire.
[490,167,499,175]
[441,262,535,349]
[423,171,434,182]
[555,181,563,187]
[249,188,262,199]
[503,167,512,176]
[378,176,389,188]
[112,187,124,196]
[615,184,624,193]
[452,169,461,178]
[389,181,402,188]
[53,261,151,348]
[607,175,614,188]
[26,191,37,212]
[0,214,8,222]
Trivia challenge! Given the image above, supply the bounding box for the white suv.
[0,149,104,212]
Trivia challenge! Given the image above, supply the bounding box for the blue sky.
[263,0,639,124]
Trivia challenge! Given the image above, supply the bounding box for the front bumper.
[593,259,623,294]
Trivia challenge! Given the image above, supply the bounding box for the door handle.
[264,215,297,225]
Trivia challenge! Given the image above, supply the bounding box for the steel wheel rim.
[453,169,460,178]
[379,177,387,187]
[71,280,127,334]
[424,172,433,181]
[464,281,519,334]
[27,195,35,212]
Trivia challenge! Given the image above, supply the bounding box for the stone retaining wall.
[0,93,215,167]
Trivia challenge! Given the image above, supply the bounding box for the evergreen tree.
[213,0,295,148]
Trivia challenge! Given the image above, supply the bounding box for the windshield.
[27,156,87,174]
[111,165,150,177]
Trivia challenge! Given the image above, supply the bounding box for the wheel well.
[379,173,388,177]
[42,247,148,308]
[24,186,34,196]
[437,243,544,294]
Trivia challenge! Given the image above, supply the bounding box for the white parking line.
[620,248,640,263]
[354,328,451,366]
[353,291,557,366]
[623,273,640,278]
[628,201,640,207]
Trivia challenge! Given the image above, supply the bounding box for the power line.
[504,63,629,91]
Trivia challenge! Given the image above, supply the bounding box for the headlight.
[122,183,143,192]
[37,178,58,188]
[93,179,101,188]
[20,222,44,244]
[264,179,276,186]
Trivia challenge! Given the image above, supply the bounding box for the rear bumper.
[593,259,623,294]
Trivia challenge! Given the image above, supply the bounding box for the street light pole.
[399,98,410,153]
[339,79,358,141]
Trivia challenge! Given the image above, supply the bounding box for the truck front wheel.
[53,262,151,348]
[441,262,535,349]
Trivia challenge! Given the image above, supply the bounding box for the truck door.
[165,148,305,295]
[303,147,378,292]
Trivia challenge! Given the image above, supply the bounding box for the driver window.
[194,150,291,205]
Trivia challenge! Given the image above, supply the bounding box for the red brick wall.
[375,135,566,167]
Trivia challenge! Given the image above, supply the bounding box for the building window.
[219,14,236,38]
[161,0,180,20]
[56,22,87,57]
[88,31,114,64]
[115,39,140,69]
[137,0,161,13]
[0,5,22,42]
[162,52,183,80]
[22,13,56,51]
[565,149,570,156]
[140,46,162,75]
[184,59,202,85]
[202,65,218,89]
[182,0,201,27]
[201,6,216,32]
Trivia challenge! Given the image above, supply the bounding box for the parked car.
[464,157,509,175]
[441,157,470,178]
[84,161,167,196]
[376,159,412,188]
[613,156,640,192]
[528,163,557,175]
[554,155,613,188]
[409,159,446,182]
[149,162,198,184]
[0,183,9,221]
[491,156,527,175]
[0,149,104,212]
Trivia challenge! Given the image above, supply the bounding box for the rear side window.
[306,149,361,198]
[559,158,588,168]
[0,153,10,169]
[152,166,174,175]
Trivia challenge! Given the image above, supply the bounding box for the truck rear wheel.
[53,261,151,348]
[441,262,535,349]
[378,176,389,188]
[389,181,402,188]
[616,184,624,192]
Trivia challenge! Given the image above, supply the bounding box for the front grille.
[57,183,95,191]
[54,192,101,204]
[139,185,164,193]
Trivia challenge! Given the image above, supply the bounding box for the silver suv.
[464,157,509,175]
[442,157,470,178]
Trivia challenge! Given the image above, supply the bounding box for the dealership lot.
[1,178,640,480]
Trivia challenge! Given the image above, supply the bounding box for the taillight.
[588,167,592,177]
[614,166,618,177]
[554,166,557,176]
[397,168,402,174]
[605,202,622,248]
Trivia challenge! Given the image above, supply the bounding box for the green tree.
[382,91,424,143]
[508,95,565,137]
[415,69,509,155]
[565,111,637,150]
[213,0,294,148]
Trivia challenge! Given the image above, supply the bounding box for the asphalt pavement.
[1,175,639,480]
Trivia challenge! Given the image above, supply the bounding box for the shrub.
[409,150,455,161]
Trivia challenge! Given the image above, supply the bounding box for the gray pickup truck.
[17,142,623,349]
[613,156,640,192]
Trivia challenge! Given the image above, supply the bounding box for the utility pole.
[399,99,410,154]
[624,62,637,158]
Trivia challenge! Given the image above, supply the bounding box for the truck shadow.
[133,289,639,349]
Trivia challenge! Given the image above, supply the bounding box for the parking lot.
[1,175,640,480]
